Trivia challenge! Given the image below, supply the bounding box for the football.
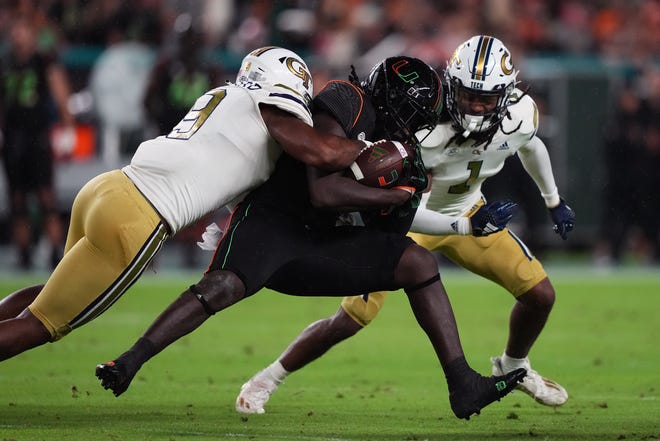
[348,140,412,188]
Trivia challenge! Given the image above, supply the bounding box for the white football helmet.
[236,46,313,111]
[445,35,519,136]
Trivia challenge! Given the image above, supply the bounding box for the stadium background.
[0,0,658,271]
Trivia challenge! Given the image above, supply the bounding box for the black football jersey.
[244,80,377,229]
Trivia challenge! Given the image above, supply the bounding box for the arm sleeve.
[410,206,471,235]
[517,136,561,208]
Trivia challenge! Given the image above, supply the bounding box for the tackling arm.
[261,104,365,171]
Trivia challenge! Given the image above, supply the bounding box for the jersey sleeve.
[313,80,377,140]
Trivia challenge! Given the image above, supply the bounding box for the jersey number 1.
[448,160,483,194]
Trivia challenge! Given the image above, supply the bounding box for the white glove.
[196,222,223,251]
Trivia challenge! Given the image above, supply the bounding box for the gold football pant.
[341,229,547,327]
[28,170,170,340]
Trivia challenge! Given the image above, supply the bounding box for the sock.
[500,352,528,372]
[117,337,157,372]
[444,356,475,389]
[261,360,289,385]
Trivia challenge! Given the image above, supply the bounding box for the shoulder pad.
[313,80,376,139]
[419,122,455,149]
[503,89,539,138]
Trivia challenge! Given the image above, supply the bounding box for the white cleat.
[235,374,279,414]
[491,356,568,406]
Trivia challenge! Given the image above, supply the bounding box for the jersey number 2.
[167,89,227,140]
[448,160,483,194]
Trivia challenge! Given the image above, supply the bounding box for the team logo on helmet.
[500,51,514,76]
[285,57,311,91]
[391,59,419,83]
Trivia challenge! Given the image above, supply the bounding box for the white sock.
[261,360,289,384]
[500,352,528,372]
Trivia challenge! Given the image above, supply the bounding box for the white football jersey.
[419,88,546,217]
[123,84,312,234]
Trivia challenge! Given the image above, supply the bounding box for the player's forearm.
[262,105,363,171]
[518,136,560,207]
[411,207,471,235]
[308,170,409,211]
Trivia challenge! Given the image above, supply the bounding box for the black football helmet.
[363,56,443,144]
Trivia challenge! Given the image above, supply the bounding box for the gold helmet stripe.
[472,35,494,81]
[249,46,279,57]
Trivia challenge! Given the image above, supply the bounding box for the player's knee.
[520,278,555,312]
[394,244,439,288]
[190,270,246,315]
[329,308,363,336]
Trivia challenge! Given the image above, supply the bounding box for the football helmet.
[363,56,443,144]
[236,46,313,110]
[445,35,519,136]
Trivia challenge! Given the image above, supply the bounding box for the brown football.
[348,140,412,188]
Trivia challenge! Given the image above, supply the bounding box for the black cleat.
[449,368,527,420]
[95,361,135,397]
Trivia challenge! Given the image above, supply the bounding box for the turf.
[1,267,658,440]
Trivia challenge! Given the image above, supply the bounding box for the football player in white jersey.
[0,46,370,363]
[235,35,576,414]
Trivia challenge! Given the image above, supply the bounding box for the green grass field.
[1,267,659,441]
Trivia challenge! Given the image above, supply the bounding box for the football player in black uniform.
[96,57,525,420]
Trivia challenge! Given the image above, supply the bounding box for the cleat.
[491,356,568,406]
[95,360,135,397]
[449,368,526,420]
[235,373,280,414]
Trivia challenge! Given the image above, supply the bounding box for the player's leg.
[262,232,525,419]
[0,285,44,320]
[394,242,525,419]
[415,229,567,406]
[0,171,168,361]
[96,202,280,397]
[236,227,533,416]
[96,268,248,397]
[492,277,567,406]
[235,303,365,413]
[0,175,85,320]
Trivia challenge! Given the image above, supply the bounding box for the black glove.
[470,200,518,237]
[394,145,429,208]
[548,197,575,240]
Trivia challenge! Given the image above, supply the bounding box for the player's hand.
[393,145,429,206]
[470,200,518,237]
[548,197,575,240]
[196,223,223,250]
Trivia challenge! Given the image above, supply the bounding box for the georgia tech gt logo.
[285,57,311,90]
[500,50,514,75]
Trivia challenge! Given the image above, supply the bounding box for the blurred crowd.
[0,0,658,269]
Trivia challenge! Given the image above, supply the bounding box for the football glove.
[548,197,575,240]
[196,223,223,250]
[470,200,518,237]
[393,145,429,208]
